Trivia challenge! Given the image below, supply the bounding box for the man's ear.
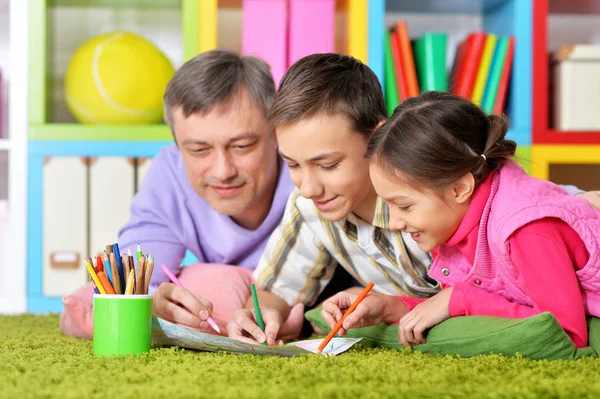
[453,173,476,204]
[271,129,279,149]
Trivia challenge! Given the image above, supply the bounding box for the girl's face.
[276,113,376,222]
[369,161,472,253]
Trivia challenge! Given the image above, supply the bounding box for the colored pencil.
[317,282,375,353]
[95,256,103,273]
[97,271,117,295]
[122,254,130,284]
[102,251,112,285]
[160,264,221,334]
[250,284,266,346]
[124,268,135,295]
[85,263,106,294]
[136,254,146,295]
[144,257,155,294]
[136,243,142,265]
[113,244,125,293]
[109,252,121,294]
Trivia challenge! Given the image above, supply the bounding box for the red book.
[390,29,408,101]
[452,32,486,99]
[395,20,419,97]
[492,36,515,115]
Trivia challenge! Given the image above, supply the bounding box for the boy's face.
[172,88,279,228]
[277,113,373,222]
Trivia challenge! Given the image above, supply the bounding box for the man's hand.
[226,303,305,345]
[321,290,407,336]
[153,282,215,333]
[577,191,600,210]
[398,287,453,347]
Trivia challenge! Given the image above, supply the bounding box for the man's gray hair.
[163,49,275,129]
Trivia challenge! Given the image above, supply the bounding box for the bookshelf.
[26,0,192,312]
[530,0,600,187]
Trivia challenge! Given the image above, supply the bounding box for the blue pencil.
[113,243,125,293]
[103,250,113,285]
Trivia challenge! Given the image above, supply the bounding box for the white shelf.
[0,0,27,314]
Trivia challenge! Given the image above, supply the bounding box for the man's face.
[172,89,278,222]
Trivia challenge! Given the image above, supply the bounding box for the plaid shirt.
[254,189,440,306]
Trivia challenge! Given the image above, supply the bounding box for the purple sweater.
[118,145,294,292]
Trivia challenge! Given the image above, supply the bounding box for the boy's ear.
[453,173,476,204]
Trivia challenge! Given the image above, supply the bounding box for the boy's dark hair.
[366,91,517,190]
[268,53,387,138]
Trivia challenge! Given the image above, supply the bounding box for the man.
[59,50,309,339]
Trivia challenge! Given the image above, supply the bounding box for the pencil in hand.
[160,264,221,334]
[317,282,375,353]
[250,284,267,346]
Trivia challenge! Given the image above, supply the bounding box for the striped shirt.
[254,189,440,306]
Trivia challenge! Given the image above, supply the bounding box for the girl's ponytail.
[480,114,516,173]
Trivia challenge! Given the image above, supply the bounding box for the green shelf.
[29,124,174,141]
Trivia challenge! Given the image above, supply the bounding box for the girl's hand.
[321,291,407,336]
[398,287,453,347]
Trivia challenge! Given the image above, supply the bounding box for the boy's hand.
[321,291,407,336]
[153,282,215,333]
[577,191,600,210]
[226,303,305,346]
[398,287,453,347]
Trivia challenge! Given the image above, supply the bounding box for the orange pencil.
[97,271,117,295]
[317,282,375,353]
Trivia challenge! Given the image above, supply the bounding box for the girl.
[322,91,600,348]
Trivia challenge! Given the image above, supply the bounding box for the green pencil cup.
[93,294,153,356]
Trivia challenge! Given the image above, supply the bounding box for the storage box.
[552,45,600,131]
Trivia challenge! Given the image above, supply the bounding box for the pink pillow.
[60,263,256,340]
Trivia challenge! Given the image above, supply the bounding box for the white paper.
[152,317,361,357]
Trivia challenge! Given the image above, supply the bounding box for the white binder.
[43,157,88,296]
[89,157,135,257]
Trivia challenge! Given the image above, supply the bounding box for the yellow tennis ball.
[64,31,175,125]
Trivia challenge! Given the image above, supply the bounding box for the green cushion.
[305,308,600,360]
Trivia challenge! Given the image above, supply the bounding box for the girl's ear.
[452,173,476,204]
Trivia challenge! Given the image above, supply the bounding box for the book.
[471,34,497,106]
[288,0,335,66]
[482,36,510,114]
[452,32,486,99]
[242,0,288,86]
[395,20,419,97]
[390,29,408,101]
[152,317,362,357]
[413,32,448,92]
[384,30,400,116]
[492,36,515,115]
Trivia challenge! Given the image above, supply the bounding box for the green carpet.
[3,315,600,398]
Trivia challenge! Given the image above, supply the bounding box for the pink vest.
[429,160,600,316]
